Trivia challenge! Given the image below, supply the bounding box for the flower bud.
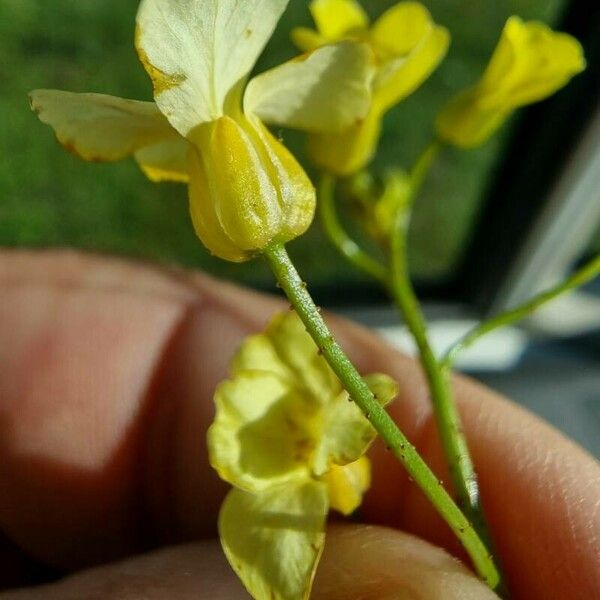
[188,115,315,262]
[436,16,585,148]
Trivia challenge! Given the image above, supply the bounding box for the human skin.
[0,250,598,599]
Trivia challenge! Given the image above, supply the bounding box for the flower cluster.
[292,0,449,175]
[208,311,397,599]
[30,0,374,261]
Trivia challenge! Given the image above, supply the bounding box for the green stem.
[263,242,500,590]
[388,141,496,552]
[442,253,600,369]
[319,174,388,285]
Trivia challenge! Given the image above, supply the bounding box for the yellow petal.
[363,373,399,408]
[371,7,450,112]
[479,16,585,108]
[207,370,317,493]
[307,107,382,176]
[134,137,189,183]
[135,0,289,135]
[29,90,180,164]
[323,456,371,515]
[309,0,369,39]
[436,16,585,148]
[290,27,328,53]
[370,2,433,58]
[435,90,509,148]
[219,482,327,600]
[312,372,397,476]
[233,311,341,401]
[245,41,374,133]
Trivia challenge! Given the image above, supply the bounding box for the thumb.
[1,525,498,599]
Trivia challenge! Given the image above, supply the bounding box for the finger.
[0,250,598,599]
[0,525,498,600]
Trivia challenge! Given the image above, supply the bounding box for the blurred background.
[1,0,599,454]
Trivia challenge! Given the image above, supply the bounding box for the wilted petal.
[233,312,341,402]
[312,372,398,475]
[219,482,327,600]
[208,370,317,493]
[30,90,179,163]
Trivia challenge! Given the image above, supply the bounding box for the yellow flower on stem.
[30,0,375,262]
[208,311,398,600]
[436,16,586,148]
[292,0,450,176]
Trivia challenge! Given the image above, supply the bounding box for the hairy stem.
[387,141,497,553]
[263,242,500,590]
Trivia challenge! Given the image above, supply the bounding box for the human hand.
[0,251,597,599]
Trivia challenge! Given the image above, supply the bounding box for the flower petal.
[219,482,327,600]
[479,16,585,108]
[312,372,397,475]
[245,41,374,133]
[134,137,189,183]
[290,27,328,53]
[29,90,179,163]
[323,456,370,515]
[307,107,382,176]
[371,6,450,112]
[135,0,289,136]
[363,373,399,408]
[310,0,369,39]
[208,370,317,493]
[436,16,585,148]
[370,2,432,58]
[232,311,341,401]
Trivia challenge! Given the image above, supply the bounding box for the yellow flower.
[436,16,586,148]
[30,0,375,262]
[292,0,450,176]
[208,311,397,600]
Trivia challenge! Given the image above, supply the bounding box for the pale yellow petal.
[245,41,374,133]
[324,457,371,515]
[312,372,397,475]
[29,90,176,162]
[262,311,341,401]
[309,0,369,39]
[135,0,289,135]
[219,482,327,600]
[135,137,189,183]
[208,370,317,493]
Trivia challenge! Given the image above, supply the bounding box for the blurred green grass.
[0,0,565,292]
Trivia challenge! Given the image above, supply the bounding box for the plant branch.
[318,174,388,285]
[263,242,501,591]
[442,253,600,368]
